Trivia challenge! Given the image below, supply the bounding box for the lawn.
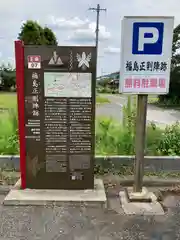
[96,95,110,104]
[0,92,17,112]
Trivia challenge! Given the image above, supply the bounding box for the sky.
[0,0,180,76]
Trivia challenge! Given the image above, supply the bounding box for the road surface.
[0,191,180,239]
[96,94,180,127]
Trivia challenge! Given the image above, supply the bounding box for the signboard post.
[120,16,174,192]
[15,41,96,190]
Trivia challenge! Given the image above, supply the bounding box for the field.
[0,92,17,112]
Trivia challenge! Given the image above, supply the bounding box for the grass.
[96,95,110,104]
[0,92,17,110]
[148,95,159,104]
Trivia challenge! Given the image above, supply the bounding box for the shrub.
[95,117,165,156]
[0,109,19,155]
[146,122,164,155]
[97,86,113,94]
[157,122,180,156]
[96,117,135,155]
[96,97,165,156]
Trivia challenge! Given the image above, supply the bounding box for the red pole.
[15,40,26,189]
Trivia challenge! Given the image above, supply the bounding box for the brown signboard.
[16,43,96,189]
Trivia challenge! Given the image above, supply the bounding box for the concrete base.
[127,187,157,202]
[119,187,164,215]
[3,178,107,208]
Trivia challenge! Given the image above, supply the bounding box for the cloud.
[48,16,90,30]
[68,22,110,43]
[104,46,120,54]
[1,0,180,77]
[47,15,111,43]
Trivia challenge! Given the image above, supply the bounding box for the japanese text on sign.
[32,72,40,117]
[125,61,168,72]
[124,78,166,89]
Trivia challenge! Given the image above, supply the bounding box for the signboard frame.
[15,41,96,190]
[15,40,26,189]
[119,16,174,95]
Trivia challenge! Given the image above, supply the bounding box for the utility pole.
[89,4,106,73]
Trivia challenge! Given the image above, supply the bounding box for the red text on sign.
[28,55,41,63]
[124,78,166,89]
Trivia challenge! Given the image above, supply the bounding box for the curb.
[1,155,180,172]
[118,178,180,187]
[0,155,180,194]
[103,175,180,187]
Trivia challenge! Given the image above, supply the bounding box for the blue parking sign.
[132,22,164,55]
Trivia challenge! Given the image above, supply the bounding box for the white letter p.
[138,27,159,51]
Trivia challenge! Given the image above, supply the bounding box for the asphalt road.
[0,192,180,239]
[96,94,180,127]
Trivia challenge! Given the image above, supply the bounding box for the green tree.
[18,20,58,45]
[43,27,58,45]
[159,24,180,104]
[0,63,16,91]
[98,78,111,87]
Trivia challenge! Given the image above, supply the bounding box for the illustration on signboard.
[44,72,91,97]
[76,52,91,70]
[48,51,64,66]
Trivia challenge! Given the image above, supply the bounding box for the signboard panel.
[119,16,174,94]
[16,43,96,189]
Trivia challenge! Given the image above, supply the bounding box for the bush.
[96,86,119,94]
[96,117,134,155]
[0,109,19,155]
[97,86,113,94]
[97,78,110,87]
[146,122,164,155]
[157,122,180,156]
[0,64,16,92]
[96,117,164,156]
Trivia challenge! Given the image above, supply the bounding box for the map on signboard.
[48,51,64,65]
[44,72,91,97]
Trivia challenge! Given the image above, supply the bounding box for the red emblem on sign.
[27,55,41,69]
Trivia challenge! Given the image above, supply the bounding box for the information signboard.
[119,16,174,94]
[15,41,96,189]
